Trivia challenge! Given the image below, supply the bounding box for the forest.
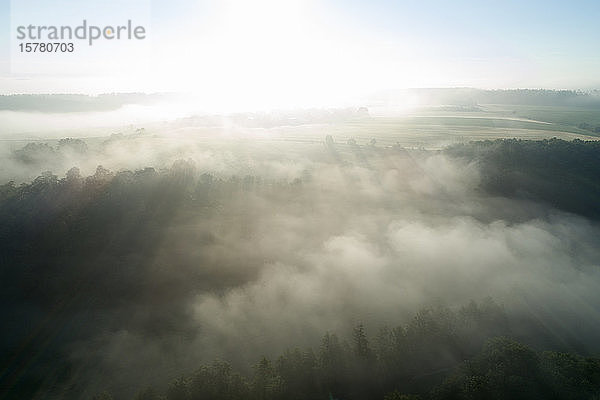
[3,0,600,397]
[124,303,600,400]
[1,138,600,399]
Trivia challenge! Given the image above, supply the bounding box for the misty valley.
[1,91,600,400]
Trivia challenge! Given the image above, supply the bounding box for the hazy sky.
[1,0,599,105]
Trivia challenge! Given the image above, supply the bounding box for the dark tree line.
[2,138,600,399]
[445,138,600,219]
[0,94,170,112]
[0,161,309,400]
[376,88,600,108]
[112,302,600,400]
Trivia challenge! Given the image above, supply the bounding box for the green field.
[262,105,600,150]
[2,103,598,155]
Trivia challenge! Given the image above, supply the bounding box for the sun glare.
[148,0,387,111]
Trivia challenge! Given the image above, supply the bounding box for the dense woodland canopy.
[445,138,600,219]
[1,138,599,399]
[116,303,600,400]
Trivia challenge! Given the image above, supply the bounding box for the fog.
[1,113,599,398]
[0,105,200,141]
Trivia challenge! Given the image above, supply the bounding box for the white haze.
[2,111,600,398]
[39,136,600,395]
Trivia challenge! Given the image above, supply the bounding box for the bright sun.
[148,0,387,111]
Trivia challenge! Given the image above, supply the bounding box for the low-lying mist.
[1,134,599,399]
